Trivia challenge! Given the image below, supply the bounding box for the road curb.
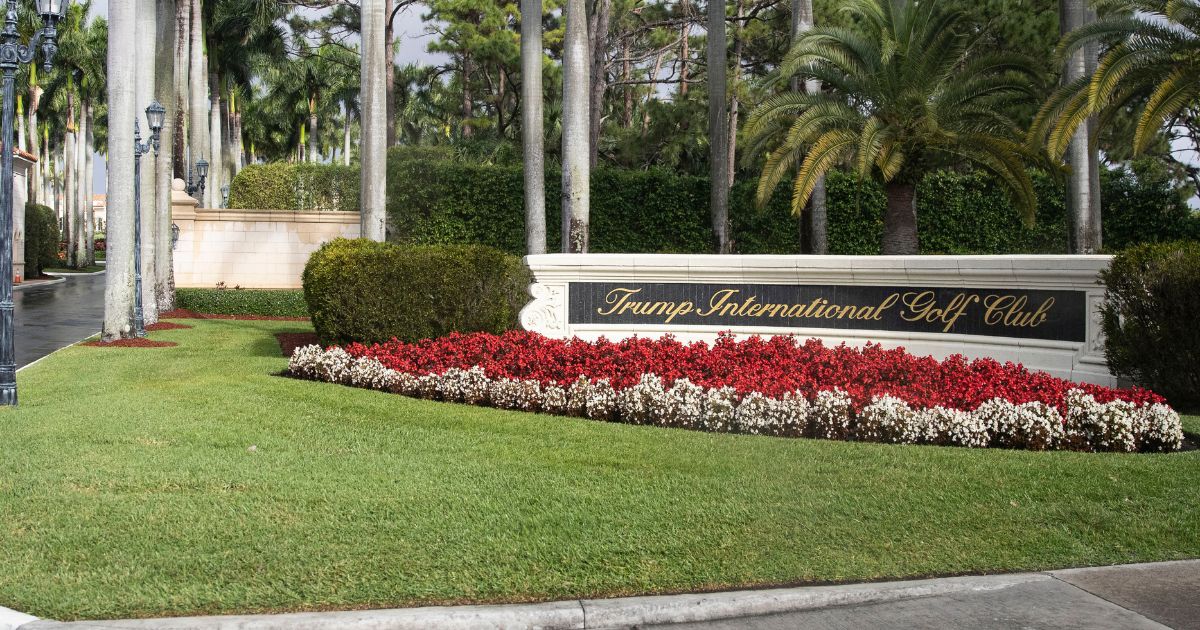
[0,605,38,630]
[17,573,1054,630]
[13,277,66,291]
[43,269,105,277]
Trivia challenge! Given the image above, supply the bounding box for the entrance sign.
[520,254,1114,385]
[570,282,1086,342]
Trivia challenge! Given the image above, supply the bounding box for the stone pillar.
[171,178,199,287]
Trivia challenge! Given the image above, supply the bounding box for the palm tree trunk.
[16,95,25,153]
[1061,0,1099,253]
[158,0,178,311]
[360,0,388,241]
[78,103,91,267]
[342,107,352,166]
[105,0,139,340]
[587,0,610,168]
[793,0,826,254]
[521,0,546,255]
[137,0,158,324]
[28,84,41,205]
[63,97,76,268]
[307,101,318,163]
[188,0,208,205]
[707,0,731,253]
[86,114,95,265]
[173,0,189,176]
[882,182,918,255]
[561,0,590,253]
[462,50,474,138]
[208,69,222,208]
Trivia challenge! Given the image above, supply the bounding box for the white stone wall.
[520,254,1116,386]
[172,185,360,289]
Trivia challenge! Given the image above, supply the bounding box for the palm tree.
[361,0,387,241]
[561,0,590,253]
[189,0,208,205]
[521,0,545,255]
[157,0,179,312]
[744,0,1041,254]
[1032,0,1200,252]
[792,0,827,254]
[105,0,138,340]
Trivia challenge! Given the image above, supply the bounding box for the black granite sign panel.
[568,282,1087,342]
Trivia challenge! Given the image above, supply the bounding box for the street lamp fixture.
[133,101,165,338]
[186,158,208,201]
[0,0,69,406]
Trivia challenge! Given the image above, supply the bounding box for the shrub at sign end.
[302,238,531,345]
[1101,241,1200,411]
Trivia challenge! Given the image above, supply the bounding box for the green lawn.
[2,319,1198,621]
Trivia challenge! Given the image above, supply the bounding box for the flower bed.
[287,332,1184,453]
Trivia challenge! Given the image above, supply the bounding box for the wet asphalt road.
[14,272,106,368]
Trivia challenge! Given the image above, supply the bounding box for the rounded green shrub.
[23,203,57,277]
[1100,242,1200,410]
[303,239,531,345]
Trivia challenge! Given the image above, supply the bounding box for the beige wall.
[12,155,32,283]
[172,182,360,289]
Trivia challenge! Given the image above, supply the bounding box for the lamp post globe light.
[186,158,208,201]
[133,101,166,338]
[0,0,69,406]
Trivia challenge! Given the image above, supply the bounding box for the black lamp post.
[0,0,68,406]
[185,158,208,202]
[132,101,165,338]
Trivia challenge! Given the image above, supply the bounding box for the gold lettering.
[597,288,642,316]
[663,301,694,324]
[698,289,741,317]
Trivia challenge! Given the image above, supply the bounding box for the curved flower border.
[288,345,1184,453]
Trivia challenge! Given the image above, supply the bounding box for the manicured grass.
[2,320,1198,621]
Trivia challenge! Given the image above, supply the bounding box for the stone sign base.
[520,254,1114,386]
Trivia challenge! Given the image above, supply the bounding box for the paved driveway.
[14,273,106,369]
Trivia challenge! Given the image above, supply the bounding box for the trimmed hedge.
[303,239,530,345]
[227,162,359,212]
[230,152,1198,254]
[175,287,309,317]
[23,203,57,277]
[1100,242,1200,411]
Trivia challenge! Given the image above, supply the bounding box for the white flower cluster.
[288,346,1185,453]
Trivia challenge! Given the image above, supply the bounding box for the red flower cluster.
[342,332,1163,412]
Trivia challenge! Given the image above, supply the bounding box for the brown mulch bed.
[161,308,309,322]
[277,332,321,358]
[146,322,194,331]
[84,338,178,348]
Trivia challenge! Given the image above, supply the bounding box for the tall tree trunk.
[138,0,159,325]
[342,106,352,166]
[882,182,918,255]
[793,0,826,254]
[188,0,208,204]
[679,0,690,97]
[642,51,663,137]
[562,0,590,253]
[461,50,474,139]
[208,69,222,208]
[587,0,610,167]
[308,98,319,164]
[621,37,632,128]
[1062,0,1099,253]
[105,0,139,341]
[522,0,545,254]
[86,112,95,265]
[77,103,91,267]
[63,96,76,268]
[1085,5,1103,252]
[173,0,190,177]
[16,95,25,153]
[28,84,41,205]
[385,0,397,147]
[727,0,744,188]
[360,0,388,241]
[158,0,179,311]
[707,0,731,253]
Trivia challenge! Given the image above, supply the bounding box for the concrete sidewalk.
[3,560,1196,630]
